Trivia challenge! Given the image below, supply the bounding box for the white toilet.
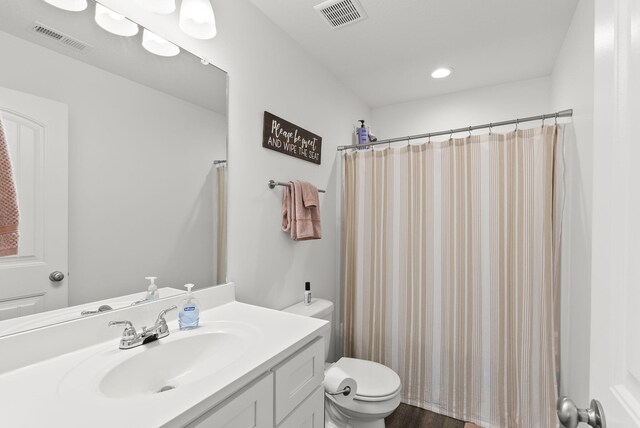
[283,298,402,428]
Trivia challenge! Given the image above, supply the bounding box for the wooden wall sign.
[262,111,322,165]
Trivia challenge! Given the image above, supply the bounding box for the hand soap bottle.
[145,276,159,301]
[179,283,200,330]
[357,120,369,145]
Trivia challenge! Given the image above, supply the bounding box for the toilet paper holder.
[326,386,352,396]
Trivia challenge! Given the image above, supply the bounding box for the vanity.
[0,283,328,427]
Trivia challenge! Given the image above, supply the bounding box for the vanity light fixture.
[431,67,453,79]
[142,29,180,57]
[42,0,87,12]
[135,0,176,15]
[94,4,139,37]
[179,0,217,40]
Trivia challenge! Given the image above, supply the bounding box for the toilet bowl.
[324,357,402,428]
[283,299,402,428]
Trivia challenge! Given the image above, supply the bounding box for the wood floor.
[385,403,466,428]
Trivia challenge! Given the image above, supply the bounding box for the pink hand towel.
[291,181,321,240]
[281,181,321,241]
[300,181,319,208]
[282,182,292,233]
[0,118,19,256]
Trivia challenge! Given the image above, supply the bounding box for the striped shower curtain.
[342,126,564,428]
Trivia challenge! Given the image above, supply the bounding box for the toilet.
[283,298,402,428]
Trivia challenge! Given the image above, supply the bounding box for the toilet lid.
[332,358,401,401]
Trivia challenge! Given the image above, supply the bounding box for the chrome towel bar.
[268,180,326,193]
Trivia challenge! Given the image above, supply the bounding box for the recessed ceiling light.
[431,67,452,79]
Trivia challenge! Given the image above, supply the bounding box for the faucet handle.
[156,305,178,324]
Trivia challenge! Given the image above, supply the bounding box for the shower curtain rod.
[337,108,573,151]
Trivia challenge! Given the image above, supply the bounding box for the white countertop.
[0,295,328,427]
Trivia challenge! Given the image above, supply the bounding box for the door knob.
[49,271,65,282]
[557,396,606,428]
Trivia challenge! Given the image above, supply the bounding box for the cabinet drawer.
[274,337,324,424]
[187,373,274,428]
[277,386,324,428]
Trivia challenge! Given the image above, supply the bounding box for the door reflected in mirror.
[0,0,227,337]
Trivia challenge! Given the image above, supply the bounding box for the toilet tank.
[283,298,334,361]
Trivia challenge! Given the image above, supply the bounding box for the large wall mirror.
[0,0,227,336]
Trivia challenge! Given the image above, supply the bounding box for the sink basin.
[58,321,259,399]
[100,331,246,398]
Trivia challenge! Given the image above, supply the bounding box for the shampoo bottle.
[179,283,200,330]
[304,281,312,305]
[357,120,369,145]
[145,276,159,301]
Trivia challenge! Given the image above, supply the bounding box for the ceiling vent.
[314,0,368,29]
[31,22,91,52]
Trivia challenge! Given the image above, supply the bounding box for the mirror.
[0,0,227,336]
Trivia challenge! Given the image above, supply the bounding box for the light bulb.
[142,29,180,57]
[179,0,217,40]
[42,0,87,12]
[95,4,139,37]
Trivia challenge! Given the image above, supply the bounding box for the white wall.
[0,30,226,305]
[551,0,594,407]
[100,0,370,360]
[371,76,552,140]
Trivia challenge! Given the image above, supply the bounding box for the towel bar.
[268,180,326,193]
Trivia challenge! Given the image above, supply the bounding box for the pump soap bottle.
[145,276,159,301]
[179,283,200,330]
[357,120,369,145]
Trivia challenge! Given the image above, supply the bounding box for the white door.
[584,0,640,426]
[0,87,68,320]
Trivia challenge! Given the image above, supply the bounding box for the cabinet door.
[274,338,324,424]
[188,373,273,428]
[278,386,324,428]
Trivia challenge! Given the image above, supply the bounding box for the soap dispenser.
[357,120,369,145]
[145,276,159,301]
[179,283,200,330]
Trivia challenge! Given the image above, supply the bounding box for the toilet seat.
[331,357,401,402]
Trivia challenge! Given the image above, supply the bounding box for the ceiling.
[0,0,227,114]
[249,0,580,108]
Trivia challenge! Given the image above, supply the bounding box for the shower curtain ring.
[489,123,492,135]
[541,116,545,128]
[515,118,519,131]
[468,126,472,137]
[449,130,453,140]
[555,112,559,125]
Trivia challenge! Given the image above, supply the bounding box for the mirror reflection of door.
[0,87,68,320]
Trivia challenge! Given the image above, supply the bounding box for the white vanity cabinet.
[186,337,325,428]
[187,373,274,427]
[0,286,331,428]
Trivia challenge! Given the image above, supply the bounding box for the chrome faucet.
[109,305,177,350]
[80,304,113,316]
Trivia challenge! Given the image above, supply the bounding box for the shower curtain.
[342,126,564,428]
